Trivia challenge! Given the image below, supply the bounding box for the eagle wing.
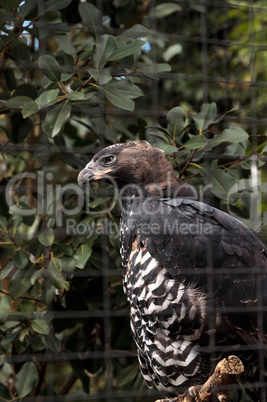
[135,198,267,337]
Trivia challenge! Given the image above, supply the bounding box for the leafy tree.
[0,0,266,400]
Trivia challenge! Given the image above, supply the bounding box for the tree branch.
[155,355,244,402]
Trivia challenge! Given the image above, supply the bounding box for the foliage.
[0,0,266,400]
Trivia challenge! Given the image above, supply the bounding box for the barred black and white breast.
[78,141,267,399]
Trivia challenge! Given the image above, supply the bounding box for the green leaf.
[184,135,208,150]
[0,261,14,280]
[38,55,61,83]
[42,102,71,137]
[9,270,31,299]
[38,228,54,247]
[45,333,61,353]
[163,44,183,62]
[146,124,171,143]
[78,2,103,40]
[41,76,54,89]
[140,62,171,77]
[209,126,249,148]
[6,96,33,109]
[65,92,85,101]
[93,34,117,68]
[55,35,76,56]
[30,270,43,285]
[15,362,38,397]
[61,256,76,273]
[167,107,186,137]
[88,68,112,85]
[22,102,39,118]
[154,2,182,18]
[57,244,73,256]
[0,295,10,313]
[0,215,7,229]
[109,39,145,61]
[74,245,92,269]
[14,249,28,269]
[31,319,50,335]
[212,105,238,124]
[208,169,236,200]
[0,295,10,324]
[122,24,150,38]
[154,142,178,155]
[101,84,135,111]
[19,0,38,18]
[35,89,59,108]
[193,102,217,132]
[43,0,72,14]
[106,79,144,99]
[48,258,69,291]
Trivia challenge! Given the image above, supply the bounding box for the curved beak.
[78,168,95,187]
[78,165,112,188]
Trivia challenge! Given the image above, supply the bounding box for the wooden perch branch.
[156,355,244,402]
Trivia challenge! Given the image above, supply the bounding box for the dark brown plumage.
[78,141,267,399]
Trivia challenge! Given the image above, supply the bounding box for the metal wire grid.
[1,0,267,401]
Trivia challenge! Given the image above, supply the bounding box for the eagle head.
[78,141,193,197]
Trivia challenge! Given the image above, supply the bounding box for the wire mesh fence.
[0,0,266,401]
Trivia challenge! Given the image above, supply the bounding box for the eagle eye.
[100,155,116,166]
